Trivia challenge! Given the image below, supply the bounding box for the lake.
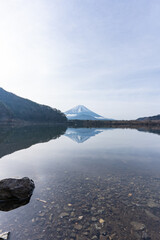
[0,126,160,240]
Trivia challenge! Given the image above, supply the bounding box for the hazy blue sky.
[0,0,160,119]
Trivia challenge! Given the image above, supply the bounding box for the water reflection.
[138,127,160,136]
[65,128,103,143]
[0,125,159,159]
[0,197,32,212]
[0,126,159,239]
[0,124,67,158]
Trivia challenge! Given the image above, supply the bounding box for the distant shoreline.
[68,119,160,129]
[0,119,160,129]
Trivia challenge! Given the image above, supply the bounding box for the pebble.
[70,233,76,238]
[91,217,97,222]
[71,212,75,217]
[130,221,145,231]
[99,218,105,224]
[147,199,160,208]
[74,224,83,230]
[59,212,69,218]
[145,210,159,221]
[83,232,89,236]
[0,232,10,240]
[91,235,98,240]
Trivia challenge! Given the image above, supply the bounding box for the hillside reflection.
[0,125,67,159]
[0,125,159,158]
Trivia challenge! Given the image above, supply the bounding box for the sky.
[0,0,160,120]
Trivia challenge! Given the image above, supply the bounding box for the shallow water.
[0,126,160,240]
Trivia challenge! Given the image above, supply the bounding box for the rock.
[83,232,89,236]
[91,217,97,222]
[91,236,98,240]
[131,221,145,231]
[70,233,76,238]
[145,210,160,221]
[0,197,31,212]
[78,216,83,220]
[147,199,160,208]
[0,232,10,240]
[99,218,105,224]
[74,224,83,230]
[71,212,75,217]
[0,177,35,201]
[59,212,69,218]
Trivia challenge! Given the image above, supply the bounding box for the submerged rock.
[0,177,35,201]
[130,221,145,231]
[0,197,31,212]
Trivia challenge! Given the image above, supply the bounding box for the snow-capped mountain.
[65,105,112,120]
[65,128,103,143]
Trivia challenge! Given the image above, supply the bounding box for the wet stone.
[0,232,10,240]
[131,221,145,231]
[59,212,69,218]
[91,235,98,240]
[64,206,72,212]
[70,232,76,238]
[147,199,160,208]
[74,224,83,230]
[145,210,159,221]
[71,212,75,217]
[91,217,97,222]
[83,232,89,236]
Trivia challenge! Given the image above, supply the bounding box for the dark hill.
[0,101,14,121]
[137,114,160,121]
[0,125,67,159]
[0,88,67,123]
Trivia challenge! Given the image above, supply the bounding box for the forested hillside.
[0,88,67,123]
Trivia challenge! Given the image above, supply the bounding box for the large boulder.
[0,197,31,212]
[0,177,35,201]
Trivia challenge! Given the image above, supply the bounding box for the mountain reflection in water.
[0,125,160,239]
[0,125,159,158]
[65,128,103,143]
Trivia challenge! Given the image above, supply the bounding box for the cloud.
[0,0,160,119]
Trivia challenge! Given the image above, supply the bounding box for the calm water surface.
[0,126,160,240]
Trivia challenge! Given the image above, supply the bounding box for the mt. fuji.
[65,105,112,120]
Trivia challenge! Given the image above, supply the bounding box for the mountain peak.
[65,105,112,120]
[66,105,92,114]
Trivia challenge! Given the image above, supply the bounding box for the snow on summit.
[65,105,112,120]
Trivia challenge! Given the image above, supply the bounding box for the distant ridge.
[65,105,113,120]
[0,87,67,123]
[137,114,160,121]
